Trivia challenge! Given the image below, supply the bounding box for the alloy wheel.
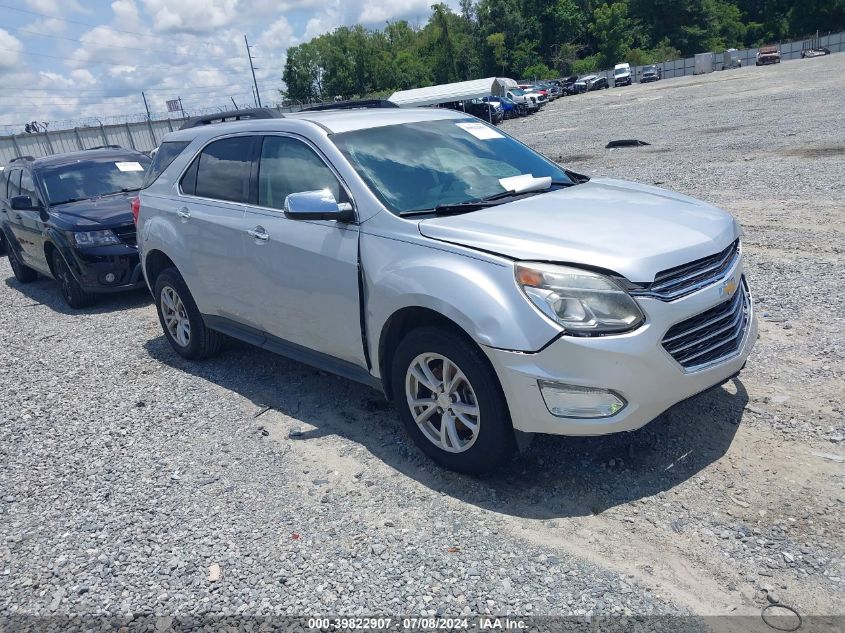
[160,286,191,347]
[404,352,480,453]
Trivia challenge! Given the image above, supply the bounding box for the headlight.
[515,262,644,334]
[73,230,120,247]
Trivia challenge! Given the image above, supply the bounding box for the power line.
[0,4,170,41]
[5,25,238,62]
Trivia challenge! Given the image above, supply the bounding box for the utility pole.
[244,35,262,108]
[251,86,258,108]
[178,96,185,119]
[141,91,151,119]
[231,97,239,109]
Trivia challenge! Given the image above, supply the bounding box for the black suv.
[0,147,150,308]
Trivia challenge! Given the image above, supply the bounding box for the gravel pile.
[2,55,844,621]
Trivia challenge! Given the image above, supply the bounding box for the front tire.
[391,327,516,475]
[7,240,38,284]
[153,267,223,360]
[52,250,96,309]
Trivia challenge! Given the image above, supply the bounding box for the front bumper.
[69,245,145,293]
[484,263,757,436]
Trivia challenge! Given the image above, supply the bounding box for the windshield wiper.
[52,198,84,205]
[399,180,578,217]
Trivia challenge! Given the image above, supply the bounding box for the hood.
[417,178,738,283]
[50,192,135,228]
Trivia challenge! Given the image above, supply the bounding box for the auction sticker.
[456,121,504,140]
[115,161,144,172]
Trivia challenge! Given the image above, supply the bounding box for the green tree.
[486,32,508,74]
[590,1,633,67]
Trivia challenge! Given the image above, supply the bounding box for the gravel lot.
[1,55,843,626]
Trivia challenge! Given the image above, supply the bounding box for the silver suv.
[136,107,756,474]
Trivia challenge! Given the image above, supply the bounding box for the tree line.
[280,0,844,102]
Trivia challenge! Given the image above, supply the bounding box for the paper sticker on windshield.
[456,122,504,140]
[115,161,144,172]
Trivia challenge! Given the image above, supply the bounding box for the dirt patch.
[780,145,845,159]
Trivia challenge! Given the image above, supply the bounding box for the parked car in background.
[756,45,781,65]
[575,74,609,92]
[0,147,150,308]
[465,99,504,124]
[504,88,539,113]
[557,75,580,95]
[539,82,562,99]
[137,106,756,474]
[518,84,549,100]
[614,63,633,86]
[801,47,830,58]
[640,64,662,82]
[482,95,522,118]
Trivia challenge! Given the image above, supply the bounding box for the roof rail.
[86,145,123,150]
[9,155,35,163]
[179,108,283,130]
[301,99,399,112]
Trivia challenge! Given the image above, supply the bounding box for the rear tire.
[390,326,516,475]
[7,240,38,284]
[153,267,223,360]
[52,250,96,309]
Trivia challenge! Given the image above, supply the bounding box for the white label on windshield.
[456,122,504,140]
[115,161,144,172]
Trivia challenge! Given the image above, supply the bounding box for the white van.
[614,63,632,86]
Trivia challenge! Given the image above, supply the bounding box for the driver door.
[240,134,366,367]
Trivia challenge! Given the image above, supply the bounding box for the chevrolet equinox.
[136,107,756,474]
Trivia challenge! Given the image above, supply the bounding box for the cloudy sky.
[0,0,459,131]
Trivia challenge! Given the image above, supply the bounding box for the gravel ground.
[1,55,844,626]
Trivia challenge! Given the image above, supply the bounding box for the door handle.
[247,226,269,241]
[15,214,22,220]
[177,207,191,220]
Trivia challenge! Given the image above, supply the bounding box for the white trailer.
[694,52,715,74]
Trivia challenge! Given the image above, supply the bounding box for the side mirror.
[10,195,37,211]
[284,189,355,223]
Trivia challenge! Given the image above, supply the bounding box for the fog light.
[538,381,626,418]
[105,273,116,283]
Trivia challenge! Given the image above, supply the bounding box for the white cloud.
[358,0,432,23]
[0,29,24,71]
[112,0,141,27]
[141,0,239,33]
[258,17,296,50]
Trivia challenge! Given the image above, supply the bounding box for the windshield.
[331,118,573,215]
[510,89,525,96]
[615,67,627,75]
[41,158,150,205]
[643,65,656,72]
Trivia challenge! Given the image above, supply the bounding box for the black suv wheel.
[52,250,96,309]
[7,240,38,284]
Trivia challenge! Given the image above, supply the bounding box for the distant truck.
[756,45,781,66]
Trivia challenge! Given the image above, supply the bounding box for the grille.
[644,240,739,300]
[662,278,750,371]
[113,225,137,246]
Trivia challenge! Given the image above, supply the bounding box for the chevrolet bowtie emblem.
[721,278,738,298]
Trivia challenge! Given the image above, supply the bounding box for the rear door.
[240,134,365,366]
[3,168,25,254]
[176,135,257,324]
[15,169,47,269]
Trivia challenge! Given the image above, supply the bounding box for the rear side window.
[6,169,21,198]
[143,141,190,188]
[193,137,254,203]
